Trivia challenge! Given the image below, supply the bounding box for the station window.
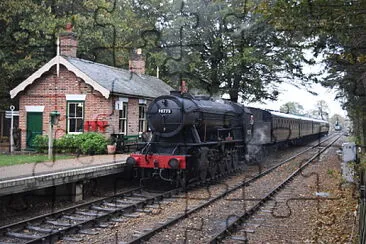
[138,104,147,133]
[118,102,128,134]
[67,102,84,134]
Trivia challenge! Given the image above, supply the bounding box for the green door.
[26,112,43,149]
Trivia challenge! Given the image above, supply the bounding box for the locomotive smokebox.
[147,92,199,137]
[147,91,248,140]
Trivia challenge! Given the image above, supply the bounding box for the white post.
[10,114,14,153]
[9,105,15,153]
[48,122,53,160]
[56,37,60,77]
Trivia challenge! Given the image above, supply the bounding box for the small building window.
[119,102,128,134]
[67,102,84,133]
[139,104,147,133]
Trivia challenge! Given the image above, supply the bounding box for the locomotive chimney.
[129,48,145,75]
[59,23,78,57]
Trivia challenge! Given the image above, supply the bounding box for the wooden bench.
[123,135,140,151]
[121,134,140,152]
[111,133,147,153]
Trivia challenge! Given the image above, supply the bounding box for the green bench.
[121,134,140,153]
[111,133,147,153]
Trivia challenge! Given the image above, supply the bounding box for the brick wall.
[18,65,149,150]
[19,65,111,149]
[107,98,150,136]
[127,99,139,135]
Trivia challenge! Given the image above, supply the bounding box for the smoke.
[246,126,269,162]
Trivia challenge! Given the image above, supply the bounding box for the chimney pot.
[65,23,73,32]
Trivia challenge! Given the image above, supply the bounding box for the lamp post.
[49,111,60,160]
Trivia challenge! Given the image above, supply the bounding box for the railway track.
[209,134,342,243]
[108,134,340,243]
[0,158,247,243]
[0,135,339,243]
[0,186,185,243]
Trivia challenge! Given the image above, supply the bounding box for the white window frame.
[67,101,84,134]
[138,103,147,133]
[118,102,128,134]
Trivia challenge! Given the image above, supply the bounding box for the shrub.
[54,134,78,153]
[74,132,108,155]
[32,135,48,153]
[33,133,108,155]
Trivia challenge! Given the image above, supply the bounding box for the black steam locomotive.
[127,91,329,186]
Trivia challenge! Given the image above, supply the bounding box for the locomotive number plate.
[158,108,172,114]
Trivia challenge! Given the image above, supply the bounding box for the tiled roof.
[65,57,172,98]
[10,55,173,99]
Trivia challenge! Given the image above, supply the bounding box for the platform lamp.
[48,110,60,160]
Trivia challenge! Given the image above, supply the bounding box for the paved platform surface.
[0,154,129,180]
[0,154,130,196]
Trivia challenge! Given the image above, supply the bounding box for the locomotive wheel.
[225,153,233,172]
[208,161,217,178]
[177,171,187,188]
[218,161,226,175]
[200,169,208,181]
[232,151,239,170]
[179,177,186,188]
[207,149,217,178]
[198,147,209,181]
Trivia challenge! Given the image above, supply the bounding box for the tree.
[255,0,366,146]
[310,100,330,120]
[279,102,304,115]
[156,0,312,102]
[329,113,346,130]
[0,0,58,109]
[0,0,170,110]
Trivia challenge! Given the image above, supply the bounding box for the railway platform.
[0,154,129,198]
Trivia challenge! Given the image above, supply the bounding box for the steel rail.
[208,134,341,243]
[21,187,183,244]
[0,187,142,232]
[126,134,339,243]
[0,134,336,243]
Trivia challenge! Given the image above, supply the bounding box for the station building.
[10,25,172,150]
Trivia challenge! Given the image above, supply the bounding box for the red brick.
[18,66,146,150]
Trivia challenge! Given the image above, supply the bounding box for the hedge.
[32,132,108,155]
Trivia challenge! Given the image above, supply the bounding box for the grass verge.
[0,154,74,167]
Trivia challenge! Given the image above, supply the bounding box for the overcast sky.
[246,49,348,118]
[247,82,347,118]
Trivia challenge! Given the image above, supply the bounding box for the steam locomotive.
[126,91,329,186]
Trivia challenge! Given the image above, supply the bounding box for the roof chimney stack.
[59,23,78,57]
[129,48,145,75]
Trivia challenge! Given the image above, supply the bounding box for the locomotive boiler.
[127,91,253,185]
